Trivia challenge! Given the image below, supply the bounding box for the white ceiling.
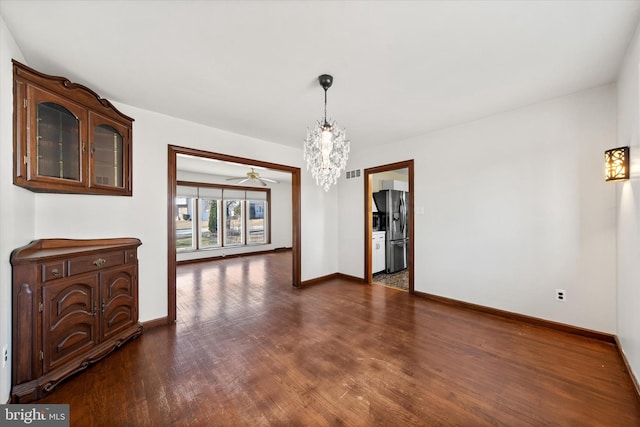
[2,0,639,154]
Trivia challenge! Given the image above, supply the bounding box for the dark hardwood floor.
[38,251,640,426]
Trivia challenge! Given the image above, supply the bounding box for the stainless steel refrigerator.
[372,189,409,273]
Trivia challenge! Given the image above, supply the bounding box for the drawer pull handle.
[51,268,60,277]
[93,258,107,268]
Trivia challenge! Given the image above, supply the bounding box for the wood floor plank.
[37,251,640,426]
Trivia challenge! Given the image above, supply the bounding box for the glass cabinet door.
[93,124,123,187]
[89,113,130,190]
[37,102,81,180]
[30,87,85,184]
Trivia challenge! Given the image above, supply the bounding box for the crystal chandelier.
[304,74,350,191]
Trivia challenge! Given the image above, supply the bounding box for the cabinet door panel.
[42,274,98,373]
[28,85,87,186]
[89,111,132,194]
[100,265,137,341]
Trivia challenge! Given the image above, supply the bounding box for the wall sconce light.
[605,146,630,182]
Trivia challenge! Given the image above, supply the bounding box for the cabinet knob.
[51,268,60,277]
[93,258,107,268]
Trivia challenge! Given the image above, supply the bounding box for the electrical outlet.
[556,289,566,302]
[2,345,7,368]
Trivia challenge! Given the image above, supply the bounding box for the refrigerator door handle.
[399,196,405,234]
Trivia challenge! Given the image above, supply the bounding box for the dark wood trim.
[291,169,301,288]
[364,172,372,285]
[363,160,414,294]
[168,148,177,322]
[301,272,364,287]
[177,247,292,265]
[168,145,302,322]
[171,146,301,175]
[614,336,640,404]
[268,187,273,247]
[336,272,365,283]
[177,180,272,193]
[301,273,340,287]
[141,317,171,330]
[415,290,615,343]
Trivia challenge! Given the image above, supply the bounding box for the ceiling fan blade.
[261,177,279,183]
[257,179,268,187]
[237,178,250,184]
[226,177,244,181]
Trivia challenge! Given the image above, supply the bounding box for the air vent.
[345,169,361,179]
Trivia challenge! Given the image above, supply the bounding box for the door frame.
[364,160,414,293]
[167,145,302,322]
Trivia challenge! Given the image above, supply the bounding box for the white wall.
[301,168,339,280]
[0,16,36,404]
[33,104,338,322]
[175,170,292,262]
[0,19,339,403]
[616,21,640,385]
[341,84,618,333]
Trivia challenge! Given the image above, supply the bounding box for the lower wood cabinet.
[10,238,142,403]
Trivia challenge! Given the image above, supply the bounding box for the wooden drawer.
[67,251,124,276]
[41,261,65,282]
[124,249,137,264]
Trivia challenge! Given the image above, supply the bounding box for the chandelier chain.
[324,87,328,125]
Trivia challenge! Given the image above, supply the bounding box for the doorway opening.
[364,160,414,293]
[168,145,301,323]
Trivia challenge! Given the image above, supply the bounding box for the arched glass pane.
[94,124,123,187]
[36,102,80,180]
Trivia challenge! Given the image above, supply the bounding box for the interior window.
[199,198,220,248]
[248,200,266,244]
[175,185,269,251]
[175,197,194,251]
[224,199,244,246]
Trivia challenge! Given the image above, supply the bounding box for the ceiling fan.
[225,168,279,186]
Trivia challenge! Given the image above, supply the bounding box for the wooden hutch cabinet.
[10,238,142,403]
[13,60,133,195]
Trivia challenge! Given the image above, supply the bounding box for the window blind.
[177,185,267,200]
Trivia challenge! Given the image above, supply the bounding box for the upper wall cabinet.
[13,60,134,196]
